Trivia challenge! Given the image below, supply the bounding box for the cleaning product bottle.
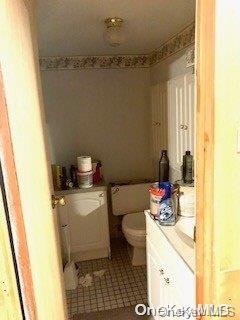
[159,150,169,182]
[182,151,194,183]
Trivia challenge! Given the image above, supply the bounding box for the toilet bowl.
[110,181,151,266]
[122,212,146,266]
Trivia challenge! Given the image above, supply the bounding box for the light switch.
[237,128,240,153]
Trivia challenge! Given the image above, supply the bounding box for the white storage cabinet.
[58,189,110,262]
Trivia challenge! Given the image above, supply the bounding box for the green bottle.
[159,150,169,182]
[182,151,193,183]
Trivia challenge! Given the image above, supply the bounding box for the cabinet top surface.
[55,182,107,196]
[145,210,195,273]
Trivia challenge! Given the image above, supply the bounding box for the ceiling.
[37,0,195,57]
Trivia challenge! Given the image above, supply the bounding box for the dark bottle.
[182,151,194,183]
[159,150,169,182]
[70,165,78,187]
[61,166,68,190]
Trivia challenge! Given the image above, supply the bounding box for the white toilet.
[111,182,152,266]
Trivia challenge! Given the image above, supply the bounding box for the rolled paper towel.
[77,156,92,172]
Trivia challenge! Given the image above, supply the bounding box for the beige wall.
[214,0,240,308]
[41,47,194,184]
[41,68,153,182]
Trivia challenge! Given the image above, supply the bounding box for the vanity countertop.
[55,182,107,196]
[145,210,195,272]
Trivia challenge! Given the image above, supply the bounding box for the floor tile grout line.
[67,240,147,317]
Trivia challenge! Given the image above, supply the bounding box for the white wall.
[41,68,153,182]
[150,45,194,181]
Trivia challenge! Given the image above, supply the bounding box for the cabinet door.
[161,268,194,320]
[171,280,195,320]
[168,74,195,172]
[60,191,109,253]
[147,240,165,319]
[147,240,181,320]
[151,82,168,178]
[147,238,194,320]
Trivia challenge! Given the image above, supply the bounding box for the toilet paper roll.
[179,186,195,217]
[77,156,92,172]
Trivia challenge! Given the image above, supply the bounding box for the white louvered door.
[151,82,168,179]
[168,74,195,174]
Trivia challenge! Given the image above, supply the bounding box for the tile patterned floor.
[72,306,153,320]
[66,239,147,319]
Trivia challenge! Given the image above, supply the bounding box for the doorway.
[1,0,240,319]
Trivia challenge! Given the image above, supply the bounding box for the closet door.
[151,82,168,178]
[168,74,195,173]
[168,75,185,171]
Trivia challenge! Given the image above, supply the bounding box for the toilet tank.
[110,181,152,216]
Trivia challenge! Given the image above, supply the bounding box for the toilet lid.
[122,212,146,236]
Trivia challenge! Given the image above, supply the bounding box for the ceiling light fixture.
[103,17,125,47]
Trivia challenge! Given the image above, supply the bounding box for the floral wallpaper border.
[40,54,150,70]
[40,22,195,70]
[149,23,195,66]
[185,48,195,68]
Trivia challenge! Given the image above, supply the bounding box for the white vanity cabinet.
[58,188,110,262]
[146,213,195,319]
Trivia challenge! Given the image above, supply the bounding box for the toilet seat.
[122,212,146,236]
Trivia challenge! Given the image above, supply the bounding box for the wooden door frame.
[0,0,223,317]
[0,67,36,318]
[196,0,215,308]
[0,0,67,318]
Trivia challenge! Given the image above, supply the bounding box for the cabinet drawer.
[146,215,195,306]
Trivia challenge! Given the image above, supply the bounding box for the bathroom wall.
[150,45,195,181]
[41,68,153,182]
[41,46,194,184]
[150,45,194,85]
[41,46,194,238]
[212,0,240,304]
